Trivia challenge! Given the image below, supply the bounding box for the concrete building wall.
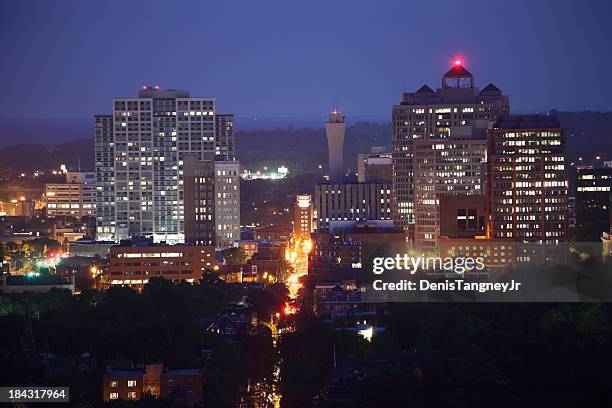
[325,111,346,183]
[314,183,392,231]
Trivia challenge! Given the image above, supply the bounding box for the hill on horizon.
[0,111,610,173]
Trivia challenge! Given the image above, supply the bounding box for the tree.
[221,247,247,265]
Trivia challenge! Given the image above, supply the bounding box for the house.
[103,363,203,405]
[323,352,427,405]
[200,303,257,338]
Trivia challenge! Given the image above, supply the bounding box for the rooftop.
[443,64,473,77]
[494,114,561,129]
[4,275,72,286]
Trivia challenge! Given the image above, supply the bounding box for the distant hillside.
[552,111,612,163]
[0,122,391,173]
[236,122,391,172]
[0,139,94,172]
[0,118,91,147]
[0,112,609,173]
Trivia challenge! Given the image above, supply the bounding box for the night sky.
[1,0,611,120]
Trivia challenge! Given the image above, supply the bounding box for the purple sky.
[1,0,611,119]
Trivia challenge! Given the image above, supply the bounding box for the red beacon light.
[455,60,462,66]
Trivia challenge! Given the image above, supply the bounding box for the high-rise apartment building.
[95,87,238,245]
[214,161,241,248]
[575,166,612,237]
[183,156,241,248]
[183,154,215,245]
[215,114,235,160]
[95,115,114,239]
[391,62,509,235]
[487,115,568,242]
[46,172,96,218]
[413,139,487,250]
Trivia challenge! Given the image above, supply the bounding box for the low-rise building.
[0,199,36,218]
[1,274,75,294]
[357,147,392,183]
[106,240,215,288]
[243,254,284,283]
[314,183,392,232]
[200,303,257,337]
[253,225,291,241]
[314,284,378,320]
[46,172,96,219]
[103,363,203,404]
[238,239,288,260]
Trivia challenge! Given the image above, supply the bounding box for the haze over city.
[2,0,612,124]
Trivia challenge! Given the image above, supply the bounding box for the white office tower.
[325,109,346,183]
[95,86,235,244]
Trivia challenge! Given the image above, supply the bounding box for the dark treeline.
[279,300,612,407]
[0,278,286,407]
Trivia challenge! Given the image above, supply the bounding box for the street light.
[91,265,98,289]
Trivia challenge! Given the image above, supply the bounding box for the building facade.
[575,166,612,238]
[215,114,235,160]
[214,161,240,248]
[46,172,96,218]
[94,115,115,239]
[314,183,393,231]
[392,62,509,235]
[413,139,486,250]
[293,195,312,241]
[438,195,487,239]
[183,154,215,245]
[95,87,237,244]
[487,115,568,242]
[325,110,346,183]
[357,147,392,183]
[107,241,215,288]
[103,364,203,404]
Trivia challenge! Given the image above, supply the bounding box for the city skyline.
[1,4,611,406]
[2,0,612,123]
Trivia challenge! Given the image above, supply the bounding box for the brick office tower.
[487,115,568,242]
